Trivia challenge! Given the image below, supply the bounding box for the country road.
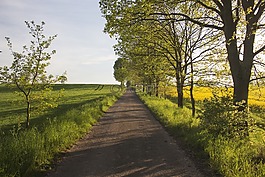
[47,90,205,177]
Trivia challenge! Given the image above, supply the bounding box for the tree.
[162,0,265,108]
[0,21,66,128]
[113,57,129,87]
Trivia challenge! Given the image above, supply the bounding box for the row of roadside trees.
[100,0,265,113]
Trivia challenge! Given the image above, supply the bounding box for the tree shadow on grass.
[0,95,109,132]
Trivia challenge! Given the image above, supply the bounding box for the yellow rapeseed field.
[165,86,265,107]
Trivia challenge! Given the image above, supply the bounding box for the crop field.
[163,86,265,106]
[165,86,265,139]
[0,84,122,177]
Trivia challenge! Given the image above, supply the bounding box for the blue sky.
[0,0,119,84]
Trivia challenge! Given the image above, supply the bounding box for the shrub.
[199,89,250,139]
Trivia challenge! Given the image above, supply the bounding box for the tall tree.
[167,0,265,107]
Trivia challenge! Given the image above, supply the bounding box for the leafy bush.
[199,89,250,138]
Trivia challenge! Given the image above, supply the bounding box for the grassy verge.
[0,84,123,177]
[138,93,265,177]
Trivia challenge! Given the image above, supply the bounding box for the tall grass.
[0,84,122,177]
[138,93,265,177]
[206,137,265,177]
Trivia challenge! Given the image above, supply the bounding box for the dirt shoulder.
[47,90,205,177]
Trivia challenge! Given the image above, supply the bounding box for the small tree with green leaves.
[0,21,66,128]
[113,57,129,87]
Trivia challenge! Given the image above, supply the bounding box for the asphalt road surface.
[47,90,204,177]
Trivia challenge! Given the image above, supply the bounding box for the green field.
[0,84,122,177]
[0,84,121,129]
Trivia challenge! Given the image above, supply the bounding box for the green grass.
[0,84,119,128]
[138,93,265,177]
[0,84,123,177]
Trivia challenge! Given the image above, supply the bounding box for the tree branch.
[195,0,221,15]
[253,0,263,13]
[249,76,265,82]
[254,44,265,56]
[253,0,265,22]
[150,12,223,30]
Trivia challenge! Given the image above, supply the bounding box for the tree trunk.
[147,80,152,96]
[155,80,159,97]
[176,67,184,108]
[121,81,124,88]
[190,61,195,117]
[26,99,30,128]
[176,84,183,107]
[222,1,254,106]
[232,64,251,106]
[177,85,183,108]
[224,27,252,107]
[190,85,195,117]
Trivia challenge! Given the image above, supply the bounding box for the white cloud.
[82,54,116,65]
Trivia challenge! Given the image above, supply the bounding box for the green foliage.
[1,21,59,87]
[113,58,129,85]
[0,21,66,127]
[199,89,250,138]
[100,0,169,85]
